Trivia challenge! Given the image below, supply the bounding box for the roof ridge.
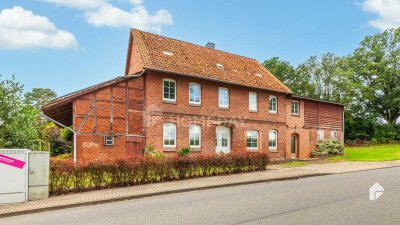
[131,28,258,62]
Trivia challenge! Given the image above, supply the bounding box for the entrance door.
[216,126,231,154]
[291,134,298,158]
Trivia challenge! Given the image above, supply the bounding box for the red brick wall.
[144,70,288,159]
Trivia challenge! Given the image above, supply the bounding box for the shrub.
[312,140,344,157]
[144,144,165,159]
[178,147,190,156]
[49,152,269,195]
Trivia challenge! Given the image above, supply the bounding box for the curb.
[0,173,332,219]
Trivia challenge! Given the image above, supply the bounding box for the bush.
[178,147,190,156]
[49,152,269,195]
[144,144,165,159]
[312,140,344,157]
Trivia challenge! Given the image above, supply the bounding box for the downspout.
[41,113,77,163]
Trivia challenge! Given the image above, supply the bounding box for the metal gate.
[126,136,146,158]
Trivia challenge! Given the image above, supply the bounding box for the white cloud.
[43,0,106,10]
[42,0,173,33]
[0,6,78,50]
[362,0,400,30]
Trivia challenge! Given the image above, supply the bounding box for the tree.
[262,57,307,94]
[24,88,57,109]
[296,53,355,103]
[0,75,40,148]
[349,28,400,124]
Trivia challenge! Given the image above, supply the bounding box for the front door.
[216,126,231,154]
[291,134,298,158]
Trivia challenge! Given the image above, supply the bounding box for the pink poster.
[0,154,26,169]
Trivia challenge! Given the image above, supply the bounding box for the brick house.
[42,29,344,162]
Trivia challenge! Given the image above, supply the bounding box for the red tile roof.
[131,29,292,93]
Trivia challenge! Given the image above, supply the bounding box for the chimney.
[205,42,215,49]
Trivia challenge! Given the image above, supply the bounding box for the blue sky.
[0,0,398,96]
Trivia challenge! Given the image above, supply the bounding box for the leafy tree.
[349,28,400,124]
[24,88,57,109]
[0,75,40,148]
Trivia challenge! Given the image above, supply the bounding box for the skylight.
[163,51,173,56]
[256,73,262,77]
[216,63,224,69]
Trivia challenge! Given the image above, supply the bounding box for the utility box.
[0,149,50,205]
[0,149,30,204]
[28,151,50,201]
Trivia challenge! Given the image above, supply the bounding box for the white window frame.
[163,123,176,148]
[269,95,277,114]
[163,78,176,102]
[104,136,114,146]
[269,130,277,151]
[246,131,259,150]
[330,131,338,141]
[218,87,229,108]
[317,130,324,141]
[189,125,201,148]
[249,92,258,112]
[291,100,299,115]
[189,83,201,105]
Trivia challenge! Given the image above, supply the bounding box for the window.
[163,79,176,102]
[291,100,299,115]
[269,130,277,151]
[249,92,258,112]
[317,130,324,141]
[104,136,114,146]
[219,87,229,108]
[269,96,277,113]
[189,83,201,105]
[246,131,259,150]
[189,125,201,148]
[163,123,176,147]
[330,131,337,141]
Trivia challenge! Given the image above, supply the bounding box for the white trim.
[104,136,114,146]
[269,95,277,114]
[189,124,201,148]
[317,130,324,141]
[249,92,258,112]
[291,100,299,115]
[163,78,177,102]
[218,87,229,108]
[189,82,201,105]
[269,130,278,151]
[163,123,176,148]
[246,130,259,150]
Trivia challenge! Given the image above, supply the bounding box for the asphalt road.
[2,167,400,225]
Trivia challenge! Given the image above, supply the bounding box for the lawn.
[330,144,400,162]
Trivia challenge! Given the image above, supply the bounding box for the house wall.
[286,98,344,159]
[144,70,288,159]
[73,77,145,161]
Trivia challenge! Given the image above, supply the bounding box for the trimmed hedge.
[50,153,269,195]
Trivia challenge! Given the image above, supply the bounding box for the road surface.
[1,167,400,225]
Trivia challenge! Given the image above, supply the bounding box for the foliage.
[49,153,269,195]
[349,28,400,125]
[43,123,72,156]
[24,88,57,109]
[178,147,190,156]
[144,144,165,159]
[311,141,344,157]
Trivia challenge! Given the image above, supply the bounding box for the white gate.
[0,149,30,204]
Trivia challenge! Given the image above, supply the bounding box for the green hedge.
[50,153,269,195]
